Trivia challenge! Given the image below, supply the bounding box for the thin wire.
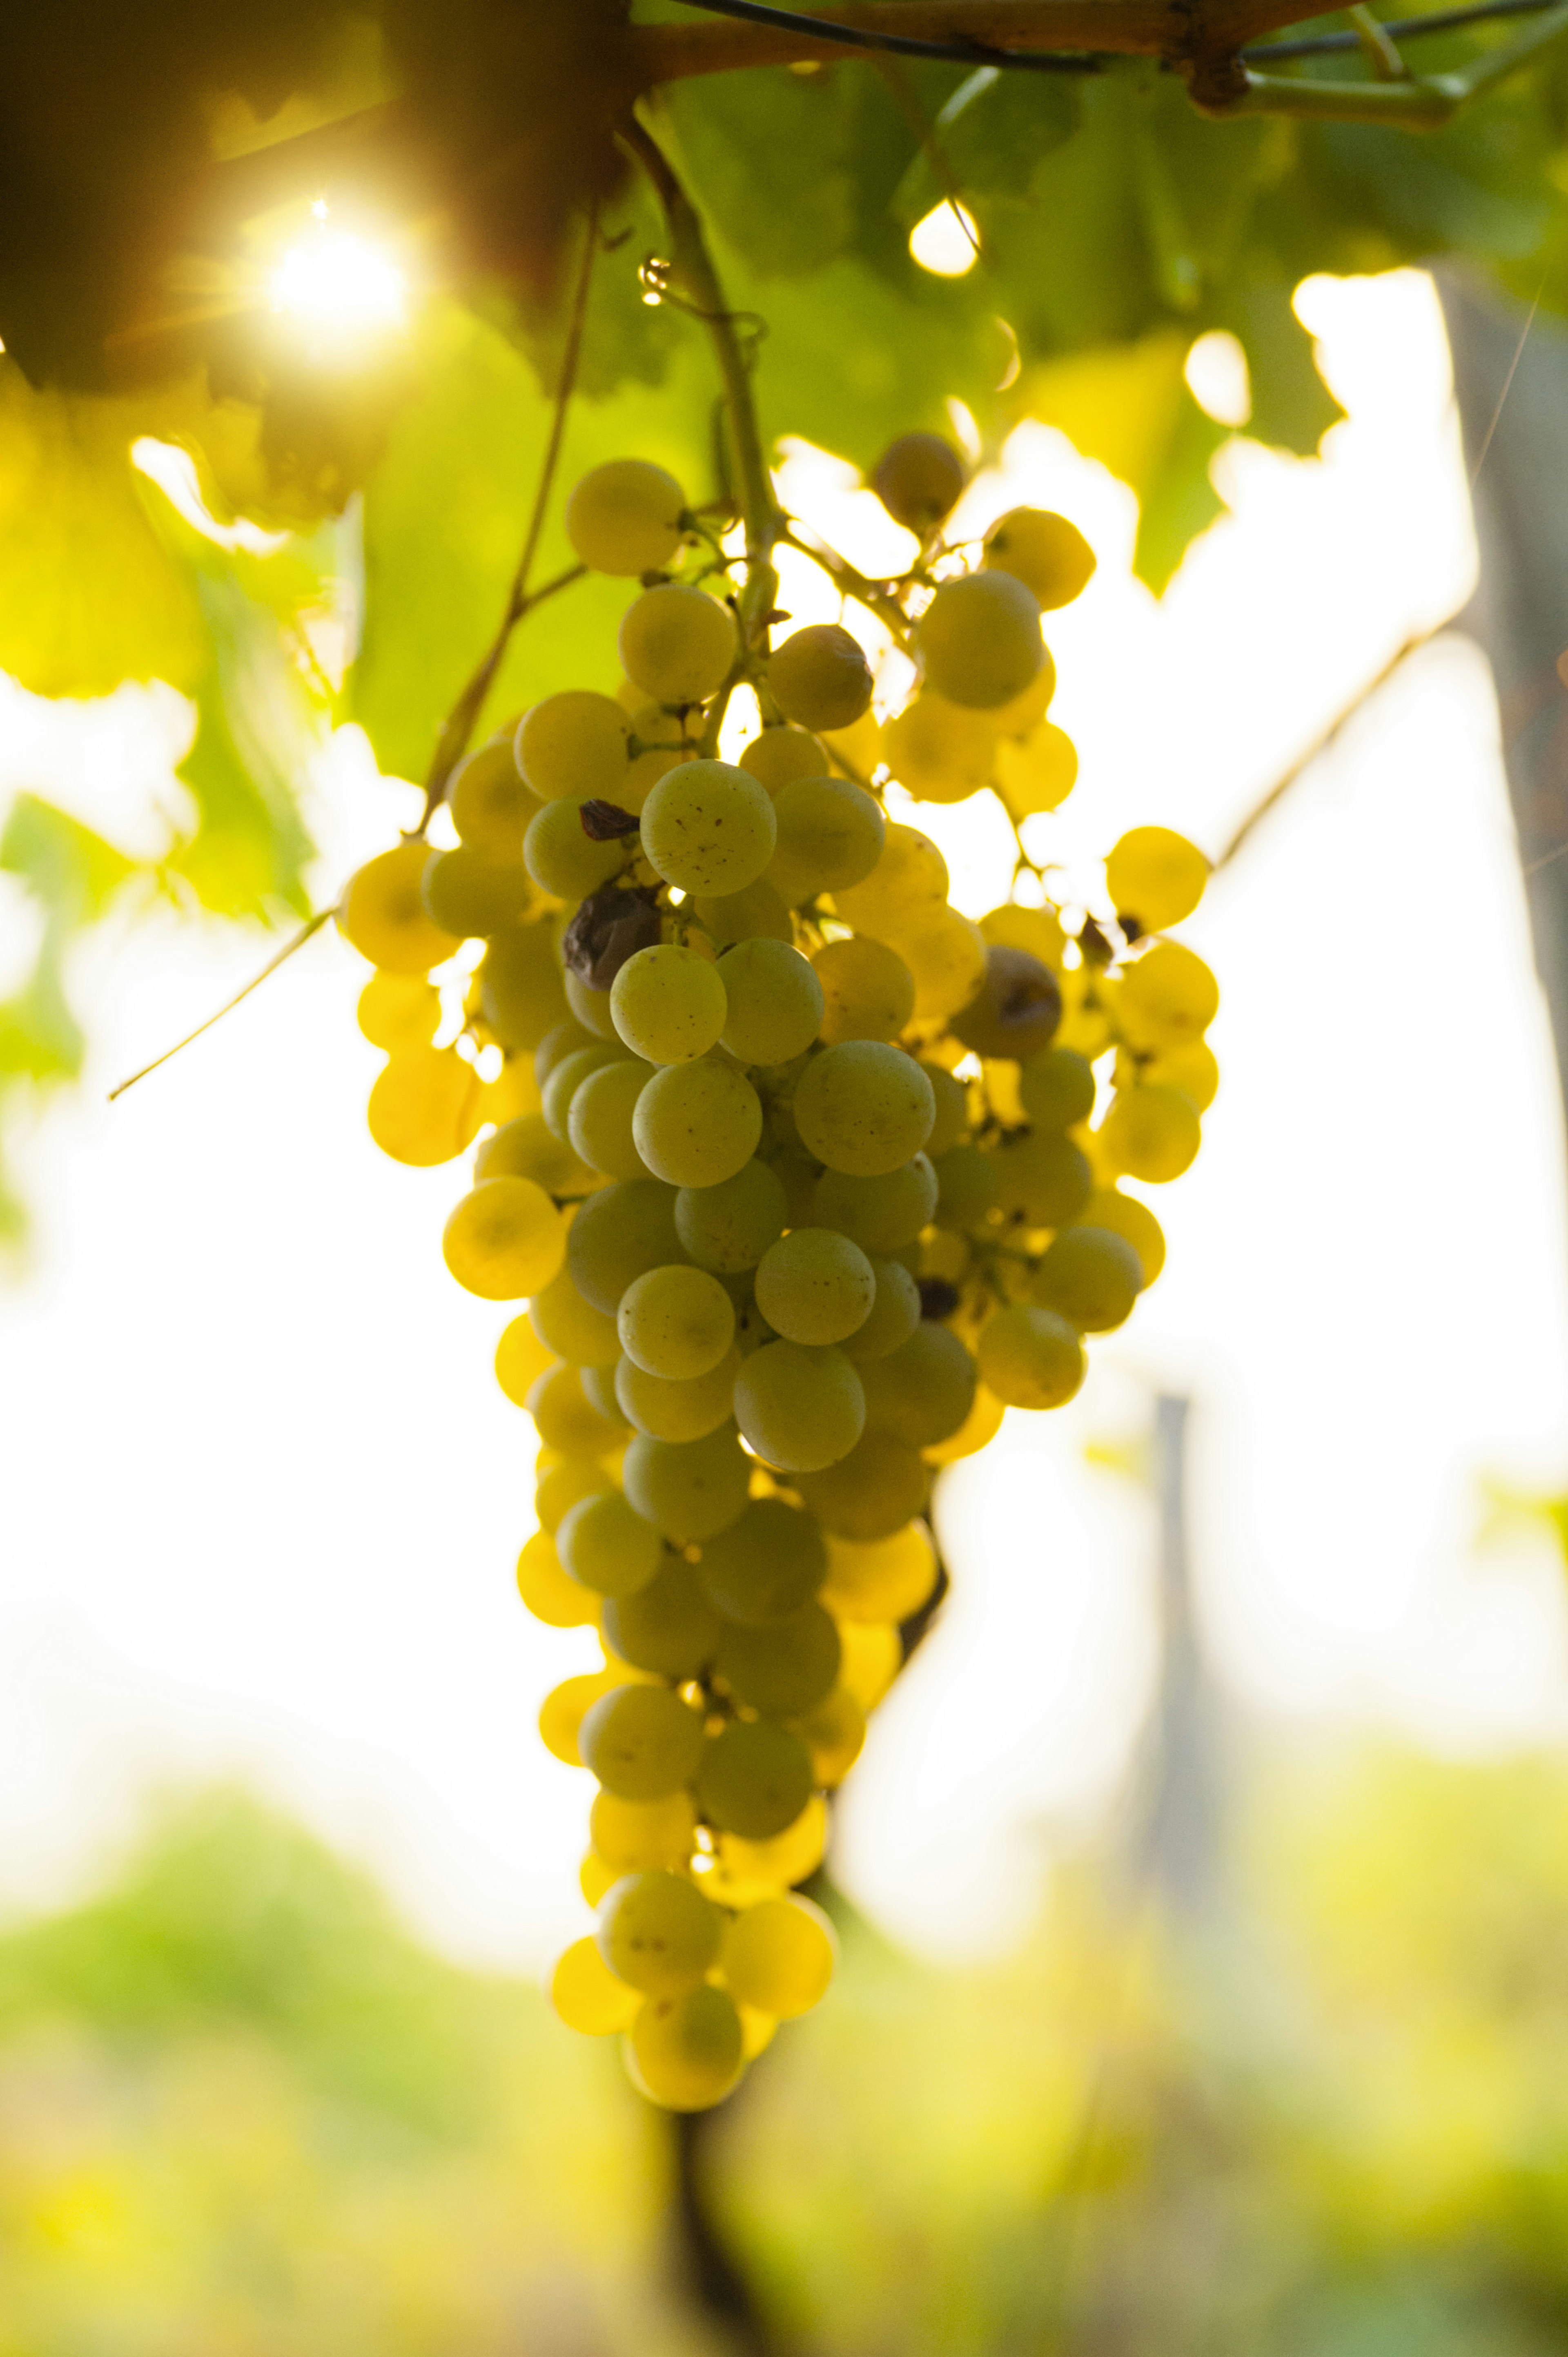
[1245,0,1558,58]
[107,910,330,1102]
[1468,255,1552,492]
[666,0,1105,71]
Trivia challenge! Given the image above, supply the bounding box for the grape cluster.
[339,435,1217,2109]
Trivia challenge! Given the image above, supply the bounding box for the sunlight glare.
[910,200,980,277]
[270,226,405,343]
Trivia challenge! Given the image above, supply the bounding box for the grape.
[811,935,914,1045]
[517,1532,599,1631]
[1140,1039,1219,1114]
[450,734,542,859]
[919,1061,969,1157]
[535,1456,616,1534]
[581,1853,619,1907]
[602,1554,722,1679]
[1104,825,1209,931]
[715,1600,841,1717]
[739,725,830,794]
[706,1794,826,1902]
[619,584,737,705]
[860,1323,976,1448]
[882,692,996,805]
[517,691,631,800]
[606,945,722,1067]
[1074,1187,1165,1287]
[566,459,686,576]
[977,1302,1083,1409]
[722,1895,836,2018]
[840,1256,922,1362]
[579,1361,632,1430]
[568,1057,654,1181]
[836,1620,902,1711]
[633,1057,763,1189]
[755,1228,875,1347]
[597,1869,724,1995]
[590,1788,697,1875]
[481,920,570,1050]
[555,1488,663,1596]
[551,1936,643,2035]
[477,1110,598,1197]
[1098,1084,1201,1182]
[1116,942,1219,1051]
[368,1048,483,1166]
[524,797,629,901]
[528,1362,628,1457]
[767,774,884,907]
[820,1522,937,1621]
[443,1176,564,1299]
[696,1719,815,1840]
[767,624,874,732]
[479,1057,543,1126]
[616,1346,740,1443]
[631,1983,744,2110]
[932,1143,999,1231]
[951,945,1062,1059]
[989,1130,1093,1228]
[617,1262,736,1380]
[733,1341,866,1472]
[982,506,1096,609]
[420,844,530,939]
[870,432,966,531]
[539,1668,624,1765]
[718,938,824,1065]
[639,758,775,896]
[580,1683,706,1800]
[832,821,948,940]
[917,571,1044,710]
[540,1042,627,1140]
[675,1159,787,1273]
[567,1178,687,1314]
[359,971,440,1052]
[693,877,793,947]
[1020,1047,1095,1130]
[696,1496,826,1626]
[1030,1224,1142,1332]
[494,1314,556,1405]
[994,720,1078,819]
[896,907,989,1024]
[796,1429,929,1541]
[789,1685,866,1787]
[810,1155,938,1251]
[767,1146,823,1229]
[792,1042,935,1177]
[564,967,620,1040]
[339,842,460,974]
[623,1427,751,1543]
[926,1382,1006,1466]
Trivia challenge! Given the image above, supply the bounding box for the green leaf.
[1222,274,1345,456]
[0,793,135,926]
[1133,390,1229,592]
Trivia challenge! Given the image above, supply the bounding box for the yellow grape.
[982,506,1096,609]
[739,725,829,794]
[1116,941,1219,1051]
[1139,1038,1219,1113]
[358,971,439,1051]
[597,1869,724,1995]
[1106,825,1209,931]
[836,1621,902,1713]
[917,572,1044,710]
[767,623,874,732]
[528,1362,629,1457]
[976,1303,1085,1410]
[697,1718,817,1840]
[368,1048,484,1166]
[788,1685,866,1787]
[739,2005,777,2060]
[882,692,996,805]
[640,758,775,897]
[870,432,965,532]
[791,1041,935,1178]
[524,798,629,901]
[766,774,885,908]
[590,1788,697,1873]
[833,821,948,940]
[1098,1084,1201,1183]
[619,584,737,706]
[534,1456,617,1534]
[516,1530,599,1629]
[617,1262,736,1380]
[721,1895,836,2019]
[615,1347,741,1443]
[494,1315,557,1406]
[633,1057,763,1189]
[1074,1187,1165,1287]
[694,877,793,947]
[551,1936,642,2035]
[812,935,915,1044]
[580,1683,706,1800]
[443,1176,564,1299]
[733,1340,866,1473]
[581,1851,619,1907]
[796,1429,931,1542]
[339,842,460,975]
[449,734,542,859]
[718,938,824,1064]
[528,1262,621,1368]
[993,720,1078,818]
[896,905,988,1022]
[704,1795,829,1907]
[566,458,686,575]
[924,1382,1005,1465]
[477,1056,543,1126]
[476,1110,598,1198]
[539,1668,624,1766]
[517,691,631,801]
[630,1983,744,2110]
[420,845,531,940]
[820,1523,937,1622]
[919,1060,970,1157]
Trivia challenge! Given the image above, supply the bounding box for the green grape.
[696,1719,815,1840]
[899,905,989,1023]
[732,1340,865,1472]
[619,584,737,706]
[528,1362,628,1458]
[788,1683,866,1787]
[630,1983,744,2111]
[1074,1187,1165,1287]
[420,845,530,939]
[820,1522,937,1621]
[767,623,874,732]
[982,506,1097,609]
[674,1159,787,1273]
[535,1456,616,1534]
[528,1261,621,1366]
[767,1146,825,1229]
[358,970,440,1053]
[1105,825,1208,931]
[977,1303,1085,1410]
[449,734,542,859]
[590,1788,697,1875]
[618,1262,736,1380]
[524,797,629,901]
[541,1042,628,1141]
[623,1427,751,1543]
[696,1496,826,1627]
[494,1315,556,1405]
[1116,942,1219,1051]
[840,1256,922,1362]
[870,432,966,532]
[718,938,824,1065]
[767,774,885,907]
[444,1177,564,1299]
[1030,1224,1143,1332]
[693,876,793,947]
[579,1361,630,1429]
[1019,1047,1096,1130]
[755,1228,876,1347]
[534,1018,600,1083]
[610,943,728,1064]
[739,725,830,794]
[567,459,686,575]
[597,1869,724,1995]
[932,1143,999,1231]
[477,1112,597,1200]
[810,1154,938,1251]
[481,919,570,1050]
[1098,1085,1201,1183]
[339,843,461,975]
[602,1554,722,1679]
[951,946,1062,1060]
[994,720,1078,820]
[640,758,776,896]
[715,1600,841,1717]
[551,1935,643,2035]
[368,1048,483,1167]
[722,1895,836,2018]
[831,822,948,941]
[568,1178,687,1314]
[917,571,1045,710]
[615,1347,741,1443]
[564,968,620,1040]
[919,1061,970,1157]
[812,935,914,1044]
[882,691,996,805]
[516,691,631,800]
[541,1668,626,1766]
[567,1058,654,1182]
[517,1530,599,1629]
[792,1042,935,1177]
[860,1323,976,1449]
[633,1057,763,1188]
[580,1683,706,1801]
[989,1129,1093,1228]
[797,1429,930,1541]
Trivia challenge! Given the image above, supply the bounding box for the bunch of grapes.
[338,435,1216,2109]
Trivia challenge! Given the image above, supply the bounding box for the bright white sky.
[3,268,1567,1971]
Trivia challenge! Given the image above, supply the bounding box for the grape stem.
[780,522,918,651]
[107,909,332,1102]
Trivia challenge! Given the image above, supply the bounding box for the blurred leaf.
[1223,274,1345,455]
[0,793,135,927]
